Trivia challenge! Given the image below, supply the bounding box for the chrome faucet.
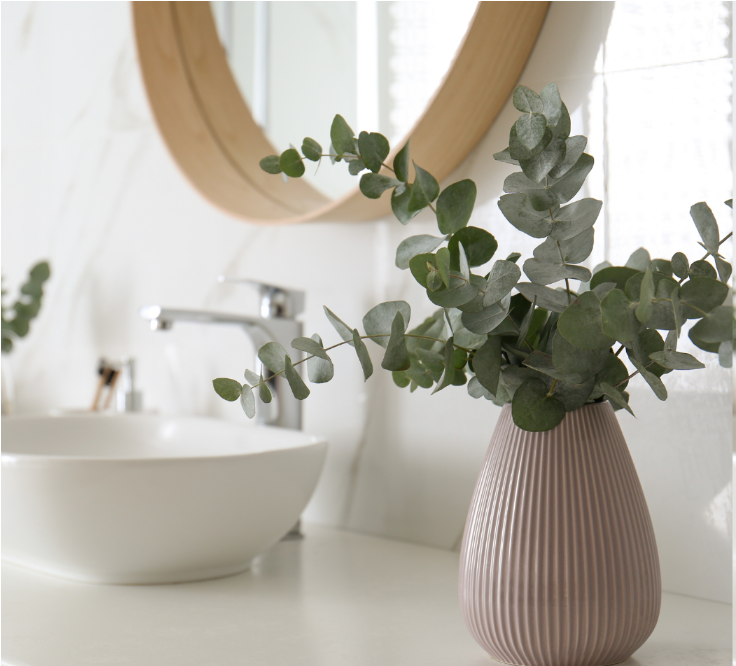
[139,278,305,430]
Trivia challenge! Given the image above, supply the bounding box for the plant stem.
[613,360,655,388]
[547,379,558,396]
[614,344,625,357]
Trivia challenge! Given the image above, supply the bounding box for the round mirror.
[133,1,549,224]
[210,1,478,199]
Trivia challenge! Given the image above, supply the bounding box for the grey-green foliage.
[213,83,732,432]
[1,261,51,354]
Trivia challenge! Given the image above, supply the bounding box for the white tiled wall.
[1,2,731,603]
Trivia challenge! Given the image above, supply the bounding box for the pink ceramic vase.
[459,402,661,666]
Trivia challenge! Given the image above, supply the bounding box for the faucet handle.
[217,276,305,319]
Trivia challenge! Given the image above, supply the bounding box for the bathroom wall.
[2,2,731,603]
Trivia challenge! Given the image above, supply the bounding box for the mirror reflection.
[211,1,478,199]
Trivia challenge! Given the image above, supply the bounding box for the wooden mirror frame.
[133,1,549,224]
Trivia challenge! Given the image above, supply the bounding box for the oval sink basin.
[2,414,327,584]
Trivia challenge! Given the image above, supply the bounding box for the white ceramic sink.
[2,414,327,584]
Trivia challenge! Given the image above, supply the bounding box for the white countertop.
[2,525,731,666]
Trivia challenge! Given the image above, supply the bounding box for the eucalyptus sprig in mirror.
[214,83,732,433]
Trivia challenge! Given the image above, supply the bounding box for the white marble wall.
[2,2,731,604]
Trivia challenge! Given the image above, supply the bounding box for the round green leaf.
[301,138,322,162]
[279,148,305,177]
[213,378,242,402]
[511,379,566,432]
[436,180,477,234]
[358,131,390,173]
[259,155,282,174]
[557,291,613,350]
[448,227,497,269]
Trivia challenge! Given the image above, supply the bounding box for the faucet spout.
[139,305,303,429]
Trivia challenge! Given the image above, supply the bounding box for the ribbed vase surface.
[459,402,661,666]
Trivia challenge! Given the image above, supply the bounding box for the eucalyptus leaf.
[213,378,242,402]
[240,384,256,418]
[592,354,629,398]
[552,331,609,379]
[626,328,669,377]
[259,155,282,174]
[483,260,521,306]
[590,266,641,291]
[557,291,614,350]
[540,82,563,126]
[688,260,717,279]
[258,342,288,373]
[391,185,420,224]
[472,336,502,394]
[523,258,591,286]
[690,202,720,254]
[548,153,594,204]
[448,227,498,268]
[599,381,634,416]
[497,193,553,238]
[546,376,595,412]
[503,172,557,211]
[323,307,355,346]
[548,198,601,241]
[515,282,570,313]
[509,125,553,161]
[635,267,654,323]
[362,301,411,348]
[523,350,586,384]
[630,358,667,401]
[679,277,728,319]
[714,256,732,284]
[358,131,390,173]
[302,138,322,162]
[689,305,732,343]
[348,157,366,176]
[352,329,374,381]
[468,376,494,400]
[280,148,305,178]
[392,371,411,388]
[394,141,410,182]
[515,113,548,151]
[244,369,260,385]
[461,303,507,335]
[550,102,571,140]
[548,136,587,179]
[492,149,520,166]
[381,312,410,371]
[330,114,355,157]
[360,173,401,199]
[519,138,566,182]
[292,336,331,360]
[258,376,273,403]
[511,378,565,432]
[671,252,689,279]
[600,289,640,343]
[513,85,544,113]
[436,180,477,234]
[431,338,456,394]
[436,247,451,287]
[427,276,479,308]
[626,248,651,272]
[718,341,732,368]
[396,234,444,269]
[408,252,435,288]
[648,350,705,370]
[283,355,310,400]
[408,163,440,211]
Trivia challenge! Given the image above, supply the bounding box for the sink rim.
[1,413,327,464]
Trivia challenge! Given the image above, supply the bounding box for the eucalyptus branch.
[246,83,731,433]
[248,333,473,390]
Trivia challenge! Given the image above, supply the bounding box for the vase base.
[489,656,630,666]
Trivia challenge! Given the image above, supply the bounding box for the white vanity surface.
[2,525,730,666]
